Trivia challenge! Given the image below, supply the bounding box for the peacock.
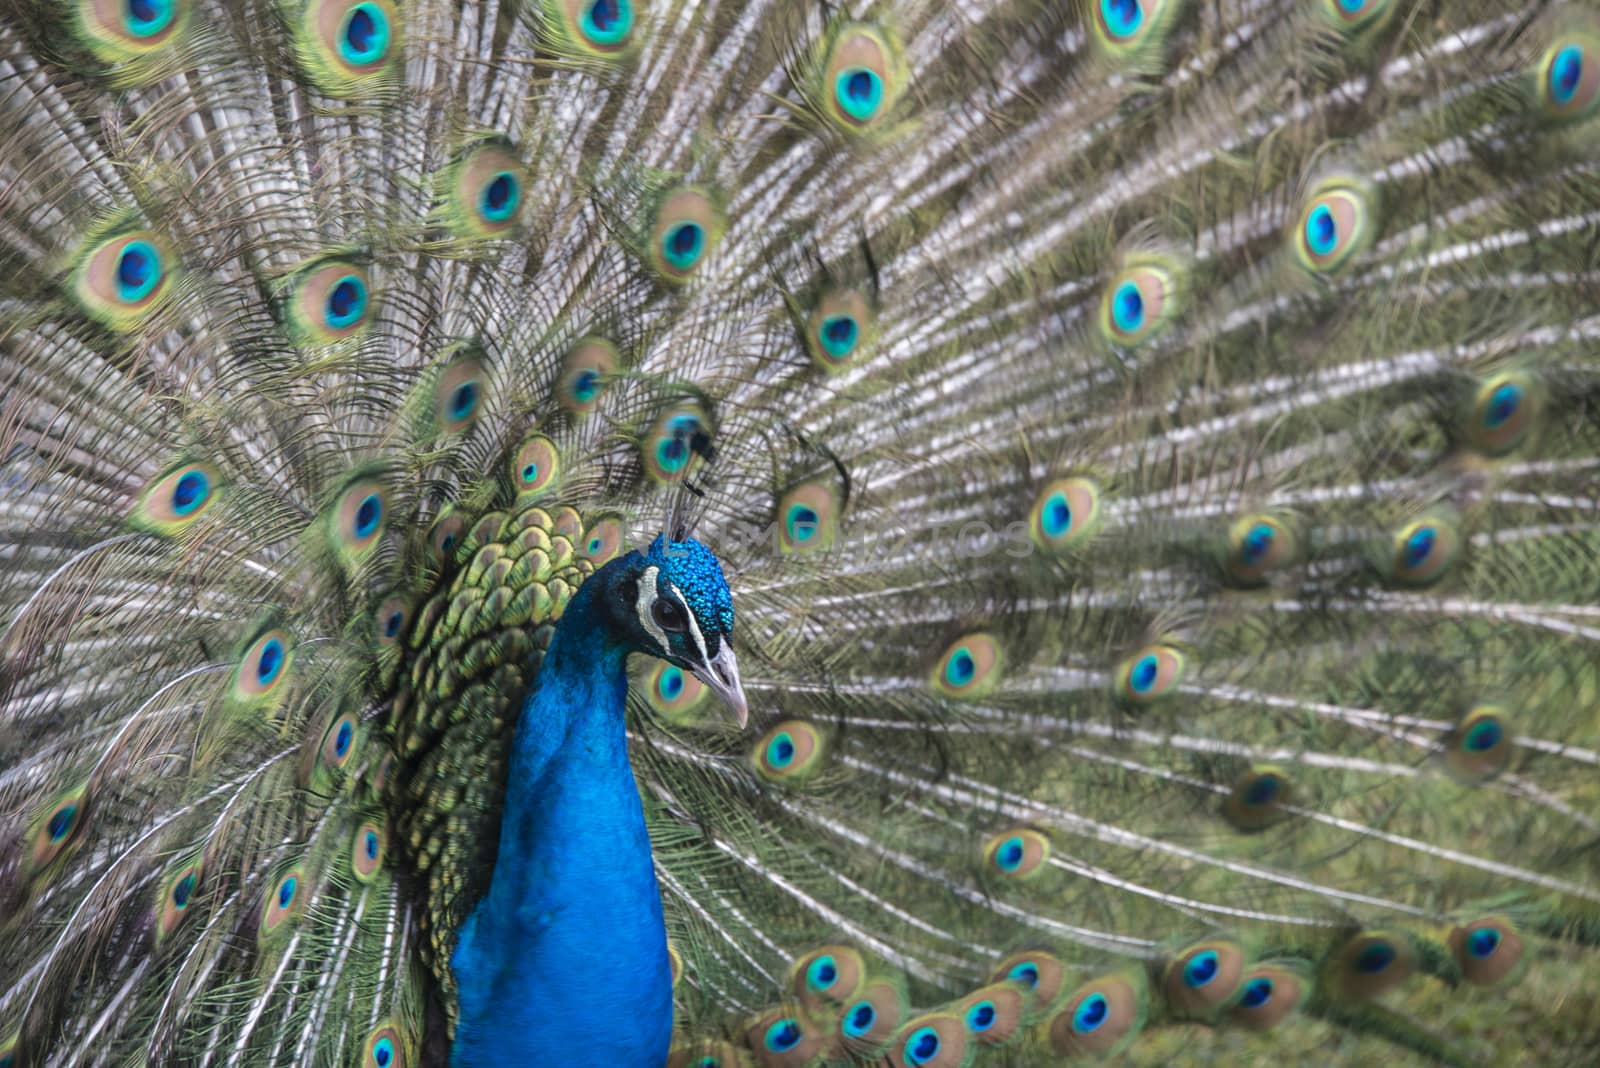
[2,0,1599,1064]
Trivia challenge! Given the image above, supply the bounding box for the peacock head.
[599,534,747,727]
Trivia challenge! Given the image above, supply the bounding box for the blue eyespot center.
[769,733,796,768]
[1008,962,1039,987]
[1467,927,1501,959]
[787,505,820,543]
[764,1019,802,1052]
[116,240,162,303]
[1484,382,1521,428]
[1074,993,1109,1033]
[277,875,297,909]
[354,492,382,538]
[1241,976,1274,1008]
[125,0,175,38]
[257,638,285,685]
[1184,949,1220,988]
[1130,654,1159,693]
[481,171,520,222]
[968,1001,997,1031]
[573,369,601,402]
[1101,0,1144,39]
[1356,941,1396,974]
[172,469,210,516]
[807,957,838,990]
[173,871,196,907]
[1042,493,1073,538]
[1402,525,1436,569]
[364,830,379,859]
[947,649,976,686]
[905,1027,940,1064]
[1242,522,1275,563]
[660,666,684,700]
[325,274,368,330]
[663,222,705,271]
[587,536,602,553]
[845,1002,876,1036]
[835,67,885,122]
[1464,718,1502,753]
[1551,45,1584,105]
[384,610,404,638]
[1112,281,1144,332]
[820,314,859,358]
[372,1037,394,1067]
[1245,774,1281,806]
[581,0,632,45]
[334,720,354,758]
[1306,204,1338,256]
[450,382,479,421]
[339,4,391,66]
[996,836,1025,871]
[48,805,77,842]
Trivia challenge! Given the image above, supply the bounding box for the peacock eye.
[652,597,687,633]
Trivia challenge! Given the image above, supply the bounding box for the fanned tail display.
[2,1,1599,1065]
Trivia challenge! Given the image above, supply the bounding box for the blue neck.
[450,579,672,1064]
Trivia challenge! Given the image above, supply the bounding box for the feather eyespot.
[1163,940,1245,1015]
[232,628,293,707]
[838,979,904,1051]
[352,819,385,880]
[889,1014,966,1068]
[777,482,839,554]
[559,337,619,413]
[1229,963,1310,1030]
[1449,915,1523,986]
[431,355,487,434]
[648,188,723,281]
[427,512,467,566]
[643,405,712,483]
[157,861,202,941]
[990,950,1066,1010]
[327,477,388,562]
[442,142,528,238]
[1292,178,1376,275]
[1386,516,1459,587]
[1538,35,1599,122]
[1328,931,1415,1000]
[931,633,1003,699]
[1092,0,1181,58]
[790,946,865,1010]
[1099,263,1178,347]
[79,0,186,55]
[549,0,637,56]
[259,868,305,938]
[288,261,373,344]
[580,516,624,566]
[71,229,174,329]
[1048,973,1147,1056]
[983,828,1049,879]
[364,1023,406,1068]
[131,462,224,534]
[643,661,708,721]
[1464,372,1537,456]
[29,785,90,873]
[1113,644,1185,704]
[1323,0,1391,29]
[1443,705,1514,783]
[296,0,402,95]
[746,1009,825,1065]
[819,24,905,132]
[959,984,1025,1045]
[1029,477,1101,552]
[806,289,873,369]
[1223,765,1294,831]
[754,721,824,782]
[374,596,410,647]
[1225,514,1296,586]
[320,710,361,774]
[511,435,561,497]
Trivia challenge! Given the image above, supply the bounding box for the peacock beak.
[691,641,748,729]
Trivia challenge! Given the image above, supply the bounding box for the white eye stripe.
[637,566,669,652]
[677,586,709,663]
